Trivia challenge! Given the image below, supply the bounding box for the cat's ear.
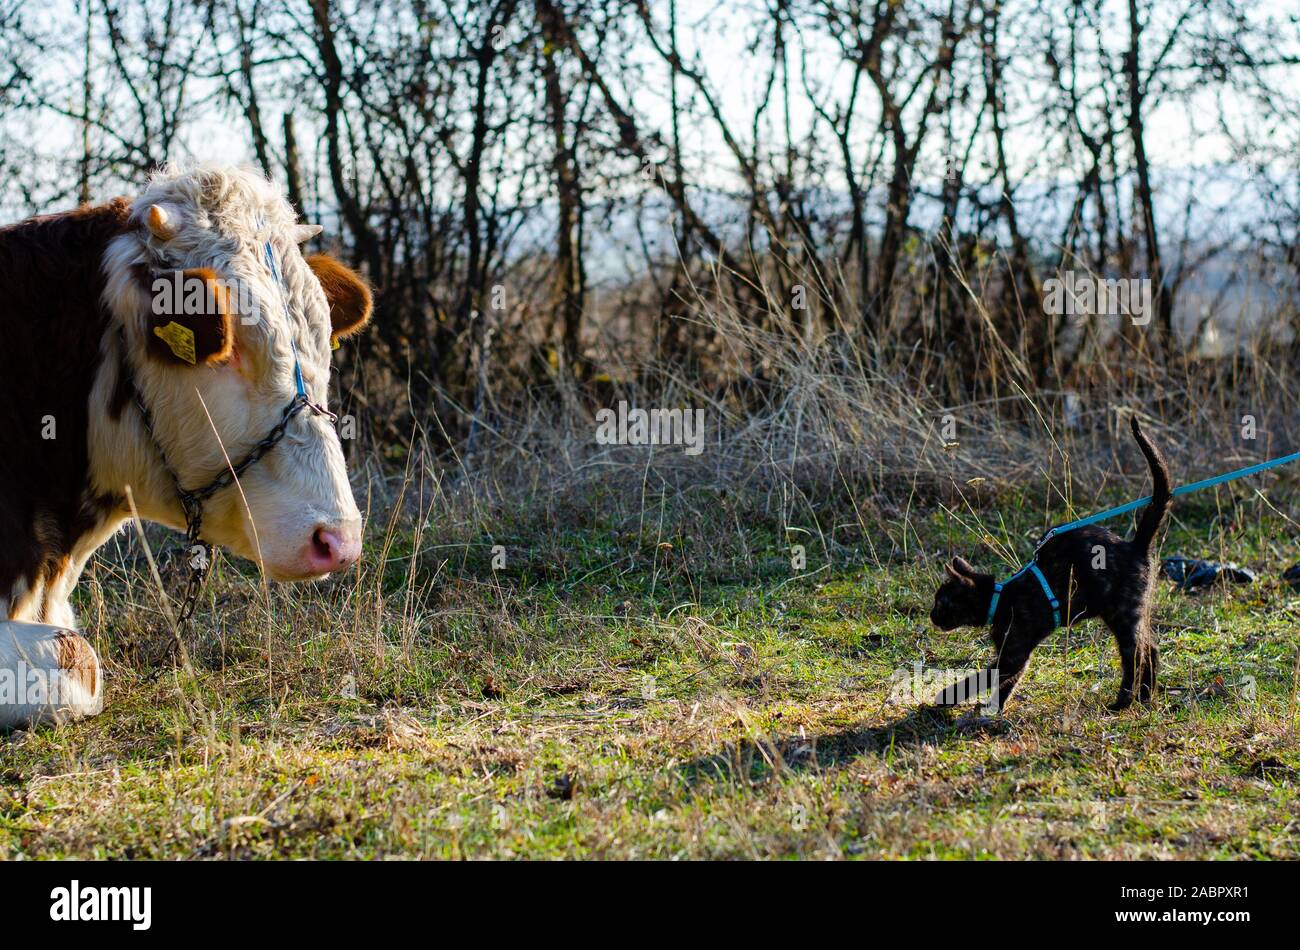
[951,556,979,577]
[944,561,966,581]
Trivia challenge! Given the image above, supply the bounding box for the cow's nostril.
[304,526,360,575]
[312,528,335,562]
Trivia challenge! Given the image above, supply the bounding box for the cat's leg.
[0,621,103,731]
[933,667,999,709]
[1107,618,1140,710]
[991,630,1037,710]
[933,620,1022,712]
[1136,622,1158,703]
[932,621,1042,712]
[935,625,1039,711]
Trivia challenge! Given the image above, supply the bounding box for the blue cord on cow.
[263,239,334,416]
[988,443,1300,629]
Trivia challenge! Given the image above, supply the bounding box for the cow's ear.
[306,254,372,345]
[146,268,234,366]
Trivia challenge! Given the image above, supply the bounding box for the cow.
[0,165,372,731]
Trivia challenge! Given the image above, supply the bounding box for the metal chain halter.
[131,379,329,625]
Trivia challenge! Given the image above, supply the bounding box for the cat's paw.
[1107,691,1134,712]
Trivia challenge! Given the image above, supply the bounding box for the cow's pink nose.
[306,526,361,574]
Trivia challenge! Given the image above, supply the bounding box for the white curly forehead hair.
[94,163,373,582]
[139,162,304,244]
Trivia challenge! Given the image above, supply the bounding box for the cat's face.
[929,557,989,630]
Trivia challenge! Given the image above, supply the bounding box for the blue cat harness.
[986,562,1060,628]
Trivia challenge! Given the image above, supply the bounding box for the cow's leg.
[0,621,103,731]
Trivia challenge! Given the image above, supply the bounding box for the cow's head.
[98,165,371,581]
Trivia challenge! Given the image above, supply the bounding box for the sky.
[6,0,1299,226]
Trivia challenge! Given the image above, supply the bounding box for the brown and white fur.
[0,165,371,730]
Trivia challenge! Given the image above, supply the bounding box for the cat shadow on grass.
[675,705,1008,787]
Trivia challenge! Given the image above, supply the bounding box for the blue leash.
[1036,447,1300,549]
[986,445,1300,628]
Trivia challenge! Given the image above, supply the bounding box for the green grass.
[3,488,1299,859]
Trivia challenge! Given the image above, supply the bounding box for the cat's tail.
[1131,416,1172,555]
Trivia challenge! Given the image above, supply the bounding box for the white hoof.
[0,622,103,731]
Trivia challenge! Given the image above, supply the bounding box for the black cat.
[928,417,1172,712]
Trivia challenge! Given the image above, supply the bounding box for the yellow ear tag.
[331,336,340,351]
[154,321,197,364]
